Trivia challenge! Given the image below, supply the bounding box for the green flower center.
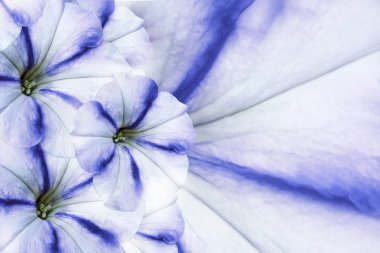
[112,128,137,144]
[36,202,53,220]
[21,79,38,96]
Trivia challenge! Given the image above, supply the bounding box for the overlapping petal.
[123,203,185,253]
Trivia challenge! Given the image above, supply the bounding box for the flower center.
[21,79,38,96]
[112,128,136,144]
[36,201,53,220]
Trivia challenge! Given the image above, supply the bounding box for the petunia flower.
[0,141,143,252]
[122,0,380,252]
[72,74,195,212]
[0,0,148,157]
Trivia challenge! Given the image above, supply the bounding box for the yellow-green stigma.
[112,129,137,144]
[21,79,37,96]
[37,203,53,220]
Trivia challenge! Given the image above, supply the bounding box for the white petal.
[0,96,44,148]
[104,6,151,69]
[92,146,143,211]
[0,7,20,51]
[2,0,46,25]
[126,0,380,124]
[123,203,184,253]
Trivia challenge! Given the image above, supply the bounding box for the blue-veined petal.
[30,1,103,77]
[178,50,380,252]
[50,159,143,251]
[0,7,20,51]
[1,0,46,25]
[114,74,158,129]
[123,203,185,253]
[176,171,380,253]
[1,220,63,253]
[92,146,142,211]
[193,51,380,216]
[0,165,36,251]
[125,0,380,123]
[0,96,44,148]
[68,0,115,26]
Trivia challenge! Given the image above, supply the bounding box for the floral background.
[0,0,379,252]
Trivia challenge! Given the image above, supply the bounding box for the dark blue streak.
[21,27,35,70]
[0,75,20,82]
[48,222,61,253]
[61,178,93,199]
[173,0,254,102]
[189,154,372,214]
[138,232,178,245]
[39,89,83,109]
[128,80,158,129]
[0,198,34,207]
[55,212,118,246]
[31,145,50,194]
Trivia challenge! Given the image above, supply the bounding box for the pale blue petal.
[49,161,143,252]
[0,7,20,51]
[93,82,124,128]
[72,100,118,172]
[69,0,115,26]
[0,81,21,112]
[126,0,380,124]
[0,96,44,148]
[73,101,118,137]
[34,91,79,158]
[1,0,46,25]
[32,2,103,77]
[92,146,142,211]
[193,51,380,216]
[74,136,116,174]
[176,51,380,252]
[4,0,103,79]
[1,220,64,253]
[177,171,380,253]
[123,203,184,253]
[113,74,158,129]
[36,43,130,103]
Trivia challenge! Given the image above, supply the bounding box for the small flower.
[72,74,196,211]
[0,142,142,252]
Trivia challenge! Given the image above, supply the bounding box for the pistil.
[37,203,52,220]
[21,79,37,96]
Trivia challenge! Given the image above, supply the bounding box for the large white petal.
[177,50,380,252]
[124,0,380,125]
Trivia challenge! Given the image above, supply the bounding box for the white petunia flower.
[72,74,195,212]
[0,141,142,252]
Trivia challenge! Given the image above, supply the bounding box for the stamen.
[112,129,133,144]
[21,79,37,96]
[37,203,53,220]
